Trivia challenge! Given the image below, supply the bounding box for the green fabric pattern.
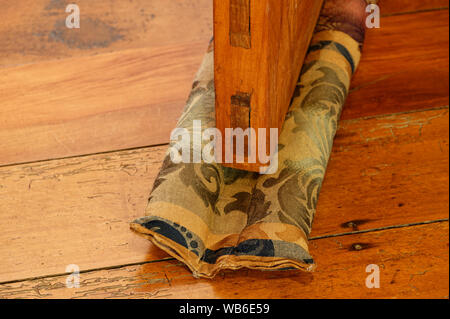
[131,0,367,278]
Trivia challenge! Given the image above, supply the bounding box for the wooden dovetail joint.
[215,0,324,172]
[230,92,251,129]
[230,92,252,157]
[229,0,251,49]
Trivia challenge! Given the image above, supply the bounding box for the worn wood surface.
[0,0,212,68]
[0,107,447,283]
[0,0,448,299]
[313,107,449,237]
[0,4,448,167]
[0,0,444,68]
[0,145,168,283]
[214,0,324,172]
[0,222,447,299]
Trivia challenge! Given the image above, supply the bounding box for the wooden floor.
[0,0,448,299]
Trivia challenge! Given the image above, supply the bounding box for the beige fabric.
[131,0,366,278]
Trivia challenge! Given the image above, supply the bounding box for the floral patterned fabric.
[131,0,368,278]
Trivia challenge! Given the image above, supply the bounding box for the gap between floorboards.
[0,105,448,170]
[0,218,447,286]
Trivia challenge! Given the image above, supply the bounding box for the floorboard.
[312,107,449,237]
[0,0,448,298]
[0,0,445,69]
[0,222,447,299]
[0,9,448,167]
[378,0,449,15]
[343,10,449,120]
[0,0,212,68]
[0,107,447,283]
[0,43,207,167]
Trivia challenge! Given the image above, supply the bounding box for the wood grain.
[229,0,252,49]
[0,146,169,283]
[0,0,213,68]
[0,6,448,167]
[343,9,449,120]
[378,0,449,15]
[0,222,447,299]
[0,0,448,299]
[0,43,207,167]
[0,0,444,69]
[0,107,447,283]
[312,107,449,237]
[214,0,324,172]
